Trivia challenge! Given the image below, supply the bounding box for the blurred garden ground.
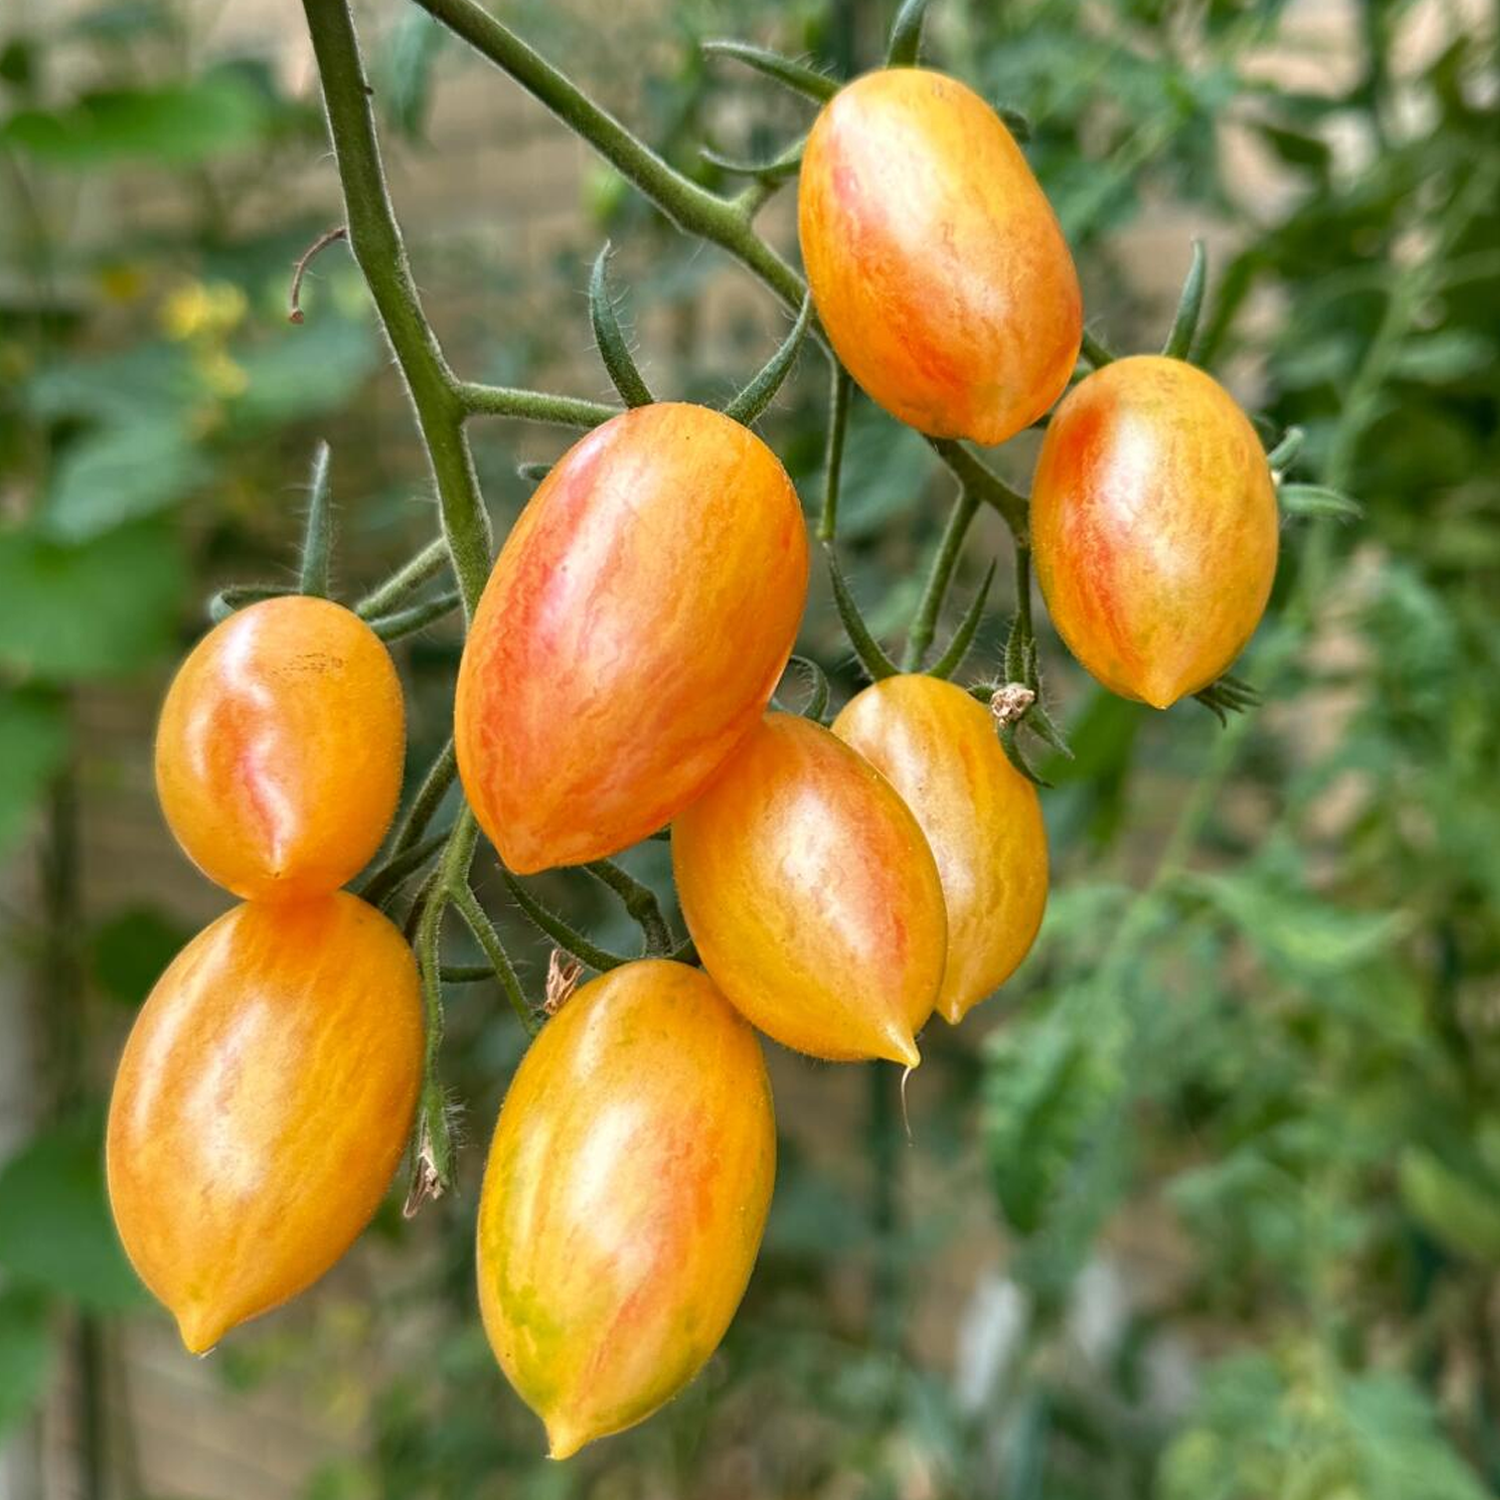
[1,0,1498,1495]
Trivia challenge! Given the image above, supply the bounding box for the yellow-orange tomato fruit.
[154,596,405,900]
[106,893,422,1354]
[1031,355,1279,709]
[798,69,1082,445]
[477,959,774,1459]
[455,403,808,875]
[672,713,947,1066]
[833,675,1048,1024]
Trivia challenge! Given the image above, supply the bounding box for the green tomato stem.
[301,0,492,619]
[355,536,451,619]
[927,439,1028,538]
[359,826,451,908]
[386,738,458,862]
[205,582,293,623]
[450,879,537,1036]
[816,366,852,543]
[368,588,462,641]
[455,381,620,427]
[412,0,1036,545]
[499,869,631,973]
[903,484,979,670]
[583,859,674,956]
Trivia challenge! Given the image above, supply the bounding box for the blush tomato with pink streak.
[455,402,808,874]
[798,68,1082,446]
[1030,355,1279,709]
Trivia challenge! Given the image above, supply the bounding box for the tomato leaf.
[40,416,209,542]
[88,904,192,1008]
[378,8,445,143]
[1183,848,1410,981]
[0,1119,146,1311]
[0,73,269,168]
[0,519,186,681]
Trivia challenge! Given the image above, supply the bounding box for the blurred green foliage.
[1,0,1497,1495]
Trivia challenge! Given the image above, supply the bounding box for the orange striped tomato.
[1031,356,1279,708]
[107,893,422,1353]
[154,596,404,900]
[456,403,808,874]
[477,960,774,1458]
[799,69,1081,445]
[834,675,1048,1023]
[673,713,947,1066]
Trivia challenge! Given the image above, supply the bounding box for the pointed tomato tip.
[175,1307,226,1356]
[1130,670,1190,711]
[879,1030,921,1069]
[544,1416,590,1462]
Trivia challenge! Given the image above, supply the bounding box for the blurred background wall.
[1,0,1497,1496]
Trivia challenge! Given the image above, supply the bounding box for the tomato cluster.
[107,50,1279,1463]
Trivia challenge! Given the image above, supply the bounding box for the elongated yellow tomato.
[1031,356,1279,709]
[455,403,808,875]
[106,893,421,1354]
[477,960,774,1459]
[833,676,1047,1024]
[154,596,405,900]
[799,69,1082,445]
[672,713,946,1066]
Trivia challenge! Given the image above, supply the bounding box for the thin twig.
[288,224,348,324]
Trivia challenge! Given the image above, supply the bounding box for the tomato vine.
[286,0,1294,1205]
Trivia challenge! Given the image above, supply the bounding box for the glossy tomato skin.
[833,675,1048,1024]
[106,893,422,1354]
[456,403,808,875]
[672,713,947,1066]
[155,596,405,900]
[1031,356,1279,709]
[799,69,1082,446]
[477,959,774,1460]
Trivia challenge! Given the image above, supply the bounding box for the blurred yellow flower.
[160,280,248,341]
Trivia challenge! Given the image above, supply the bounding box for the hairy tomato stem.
[301,0,492,617]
